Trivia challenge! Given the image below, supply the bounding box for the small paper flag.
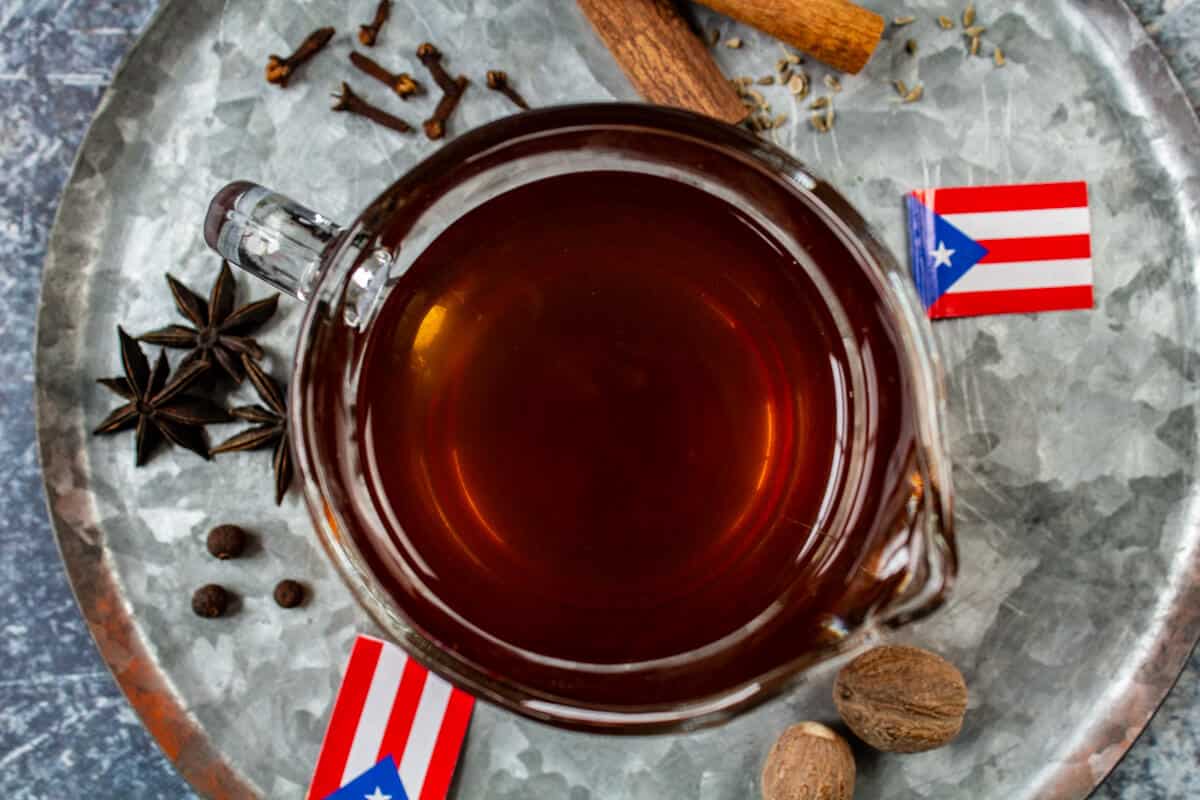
[906,180,1094,319]
[308,636,474,800]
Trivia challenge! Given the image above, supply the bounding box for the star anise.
[140,262,279,384]
[211,353,293,504]
[94,328,231,465]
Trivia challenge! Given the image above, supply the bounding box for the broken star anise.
[140,261,279,384]
[94,328,231,465]
[211,353,293,505]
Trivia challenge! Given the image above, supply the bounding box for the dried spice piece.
[969,34,981,56]
[937,15,954,29]
[787,73,809,98]
[94,329,230,465]
[417,43,469,140]
[724,37,743,49]
[963,3,976,27]
[824,75,842,92]
[358,0,391,47]
[893,15,915,26]
[757,75,775,85]
[834,645,968,753]
[893,79,909,96]
[709,29,720,46]
[906,38,919,55]
[332,82,414,135]
[964,25,986,37]
[206,524,247,559]
[810,96,830,110]
[810,111,830,133]
[486,70,530,110]
[779,67,793,84]
[762,722,855,800]
[903,83,924,102]
[748,111,783,134]
[994,46,1006,67]
[212,354,293,505]
[274,579,305,608]
[192,584,231,618]
[349,52,422,98]
[265,27,334,88]
[733,76,754,87]
[140,262,278,384]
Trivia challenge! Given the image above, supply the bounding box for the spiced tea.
[346,168,919,697]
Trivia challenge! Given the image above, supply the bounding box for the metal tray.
[35,0,1200,797]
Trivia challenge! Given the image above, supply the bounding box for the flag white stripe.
[941,207,1091,241]
[945,258,1094,294]
[339,645,409,786]
[399,676,453,797]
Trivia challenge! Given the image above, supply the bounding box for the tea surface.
[357,170,854,664]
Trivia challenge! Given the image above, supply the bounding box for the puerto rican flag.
[906,180,1094,319]
[308,636,475,800]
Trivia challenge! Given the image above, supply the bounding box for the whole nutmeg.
[273,579,305,608]
[206,524,247,559]
[192,584,230,618]
[834,644,967,753]
[761,722,855,800]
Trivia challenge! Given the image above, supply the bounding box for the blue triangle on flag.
[322,756,409,800]
[905,194,990,310]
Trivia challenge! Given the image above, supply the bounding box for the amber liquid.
[352,169,913,693]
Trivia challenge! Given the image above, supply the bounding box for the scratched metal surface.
[23,0,1200,798]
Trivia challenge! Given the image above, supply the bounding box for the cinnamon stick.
[576,0,748,124]
[696,0,883,74]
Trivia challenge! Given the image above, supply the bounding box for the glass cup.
[203,104,955,732]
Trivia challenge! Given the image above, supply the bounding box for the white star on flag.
[363,789,390,800]
[931,240,956,268]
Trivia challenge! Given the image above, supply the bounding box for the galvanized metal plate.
[36,1,1200,797]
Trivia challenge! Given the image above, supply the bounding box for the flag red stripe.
[913,181,1088,214]
[375,655,429,766]
[930,285,1094,318]
[308,638,385,800]
[975,234,1091,264]
[418,689,476,800]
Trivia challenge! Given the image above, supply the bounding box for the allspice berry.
[273,579,305,608]
[192,584,230,618]
[206,524,247,559]
[761,722,855,800]
[834,644,968,753]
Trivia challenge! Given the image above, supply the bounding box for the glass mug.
[203,104,955,732]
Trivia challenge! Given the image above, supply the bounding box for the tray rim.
[32,1,1200,798]
[33,1,258,796]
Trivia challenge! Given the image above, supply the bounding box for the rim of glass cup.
[286,103,957,732]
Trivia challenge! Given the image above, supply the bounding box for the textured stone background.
[2,1,1198,798]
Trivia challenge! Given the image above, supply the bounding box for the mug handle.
[203,181,343,301]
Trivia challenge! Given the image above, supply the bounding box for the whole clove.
[349,51,422,98]
[265,27,335,88]
[332,82,413,135]
[358,0,391,47]
[417,43,468,140]
[486,70,530,110]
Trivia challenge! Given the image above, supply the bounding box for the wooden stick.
[696,0,883,74]
[576,0,748,124]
